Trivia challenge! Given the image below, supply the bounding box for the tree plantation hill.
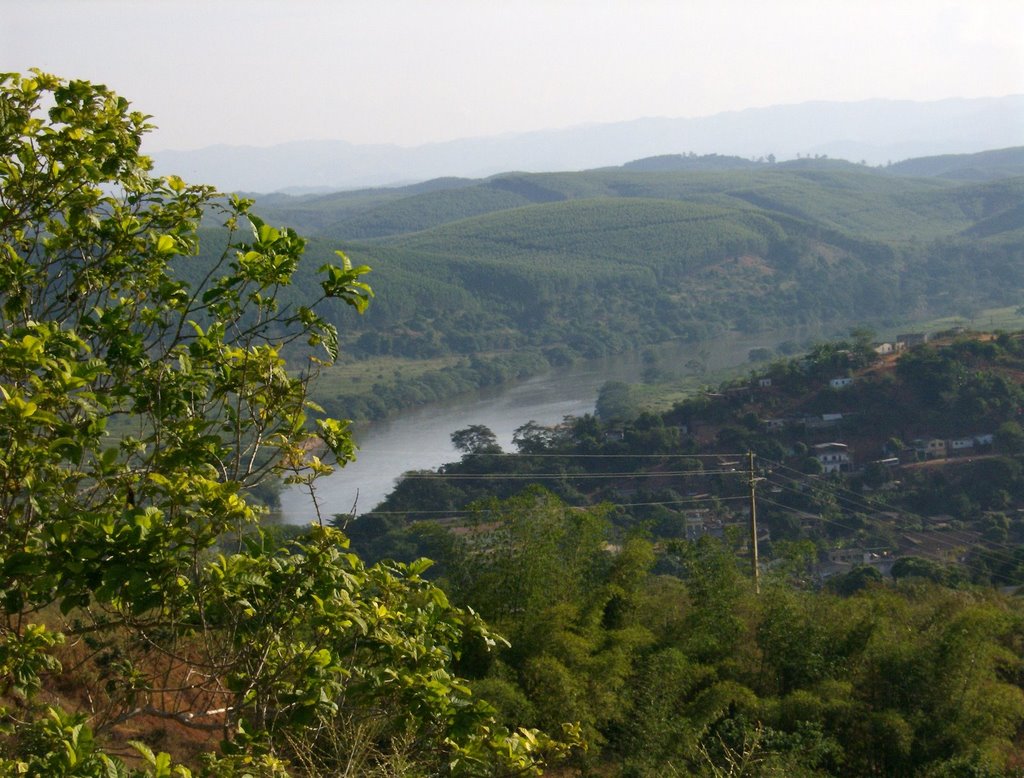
[233,147,1024,422]
[5,71,1024,776]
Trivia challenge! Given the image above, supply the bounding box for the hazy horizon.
[4,0,1022,153]
[139,94,1024,154]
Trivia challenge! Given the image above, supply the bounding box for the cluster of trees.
[0,73,571,776]
[358,487,1024,776]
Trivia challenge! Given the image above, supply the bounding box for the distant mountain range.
[152,96,1024,193]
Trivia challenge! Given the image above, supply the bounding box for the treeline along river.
[278,326,830,523]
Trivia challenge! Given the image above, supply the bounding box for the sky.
[3,0,1023,152]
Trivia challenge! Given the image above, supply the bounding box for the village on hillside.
[652,329,1024,587]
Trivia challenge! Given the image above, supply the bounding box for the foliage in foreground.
[407,488,1024,777]
[0,71,570,775]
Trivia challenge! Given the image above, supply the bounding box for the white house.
[829,377,854,389]
[813,442,852,474]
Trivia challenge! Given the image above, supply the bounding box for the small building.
[910,438,948,459]
[829,377,854,389]
[805,413,844,429]
[828,547,873,565]
[757,377,772,388]
[873,342,895,355]
[683,510,742,542]
[813,442,852,474]
[948,437,975,454]
[896,332,929,348]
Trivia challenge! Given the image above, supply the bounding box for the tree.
[596,380,636,421]
[512,420,557,454]
[446,487,607,627]
[0,72,567,775]
[451,423,502,455]
[996,420,1024,454]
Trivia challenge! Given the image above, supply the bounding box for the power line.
[354,494,747,517]
[350,445,1024,585]
[396,468,745,480]
[757,465,1024,577]
[458,451,745,459]
[762,457,1024,558]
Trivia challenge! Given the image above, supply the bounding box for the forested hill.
[246,153,1024,379]
[887,146,1024,181]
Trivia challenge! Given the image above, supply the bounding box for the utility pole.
[748,450,761,594]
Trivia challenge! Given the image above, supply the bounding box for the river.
[278,327,832,523]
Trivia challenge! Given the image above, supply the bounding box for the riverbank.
[313,349,556,422]
[278,325,833,523]
[311,305,1024,426]
[277,307,1024,524]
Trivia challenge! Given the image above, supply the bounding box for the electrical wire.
[396,467,745,480]
[761,457,1024,559]
[757,461,1024,580]
[349,445,1024,585]
[359,494,747,517]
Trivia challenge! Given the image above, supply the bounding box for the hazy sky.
[4,0,1023,151]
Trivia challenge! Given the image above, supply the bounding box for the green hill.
[243,158,1024,418]
[620,152,762,172]
[888,146,1024,181]
[258,166,980,242]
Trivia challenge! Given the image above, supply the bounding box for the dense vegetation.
[245,150,1024,420]
[7,70,1024,777]
[343,333,1024,774]
[379,495,1024,777]
[365,333,1024,571]
[0,72,569,777]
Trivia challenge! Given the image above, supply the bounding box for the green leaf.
[155,234,175,254]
